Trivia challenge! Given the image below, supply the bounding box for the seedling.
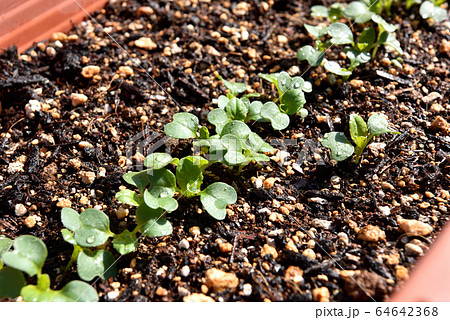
[0,235,98,301]
[419,0,447,22]
[258,71,312,117]
[298,1,403,80]
[321,113,400,163]
[118,154,238,221]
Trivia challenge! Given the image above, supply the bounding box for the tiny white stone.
[243,283,252,296]
[107,291,121,300]
[379,206,391,216]
[180,265,190,277]
[311,218,332,230]
[15,203,27,216]
[178,238,190,250]
[25,100,41,119]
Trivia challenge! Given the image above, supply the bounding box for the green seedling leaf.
[357,27,376,51]
[61,207,82,232]
[297,45,325,67]
[200,182,237,220]
[113,230,138,255]
[345,49,371,70]
[2,235,47,277]
[367,113,400,136]
[221,134,246,165]
[148,168,177,191]
[115,189,142,206]
[61,229,78,246]
[311,5,329,17]
[123,170,151,193]
[247,101,263,121]
[321,132,355,161]
[344,1,374,23]
[245,132,275,153]
[217,75,247,96]
[280,89,306,115]
[144,153,173,169]
[143,189,178,212]
[381,32,403,55]
[349,114,368,145]
[324,61,352,76]
[136,205,173,237]
[53,281,99,302]
[260,102,290,130]
[21,274,55,302]
[164,112,199,139]
[221,120,252,139]
[77,250,117,281]
[176,156,207,196]
[225,97,247,121]
[371,14,396,33]
[0,236,12,269]
[258,73,278,85]
[328,22,353,45]
[299,108,308,119]
[74,209,114,247]
[199,126,210,139]
[329,3,345,21]
[218,95,230,109]
[420,1,447,22]
[0,267,26,298]
[208,108,230,135]
[304,24,328,38]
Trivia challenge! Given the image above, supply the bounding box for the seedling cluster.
[321,113,400,163]
[0,235,98,301]
[298,1,404,80]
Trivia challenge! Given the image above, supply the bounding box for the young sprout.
[0,235,98,301]
[321,113,400,164]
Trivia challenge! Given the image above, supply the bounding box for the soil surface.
[0,0,449,302]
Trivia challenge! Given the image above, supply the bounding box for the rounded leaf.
[321,132,355,161]
[367,113,393,136]
[280,89,306,115]
[164,113,199,139]
[113,230,138,255]
[200,182,237,220]
[77,250,117,281]
[344,1,373,23]
[144,153,173,169]
[2,235,47,277]
[61,207,81,232]
[220,121,252,139]
[328,22,353,45]
[0,266,26,298]
[54,280,99,302]
[324,61,352,76]
[115,189,141,206]
[207,108,230,134]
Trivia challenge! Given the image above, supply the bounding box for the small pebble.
[242,283,252,296]
[24,216,36,228]
[71,93,88,106]
[107,291,121,301]
[81,65,100,78]
[261,244,278,259]
[80,171,95,184]
[357,225,386,242]
[284,266,304,285]
[205,268,239,293]
[263,177,275,189]
[189,226,201,237]
[135,37,157,50]
[183,293,215,302]
[311,218,332,230]
[155,287,168,296]
[15,204,27,216]
[303,248,315,260]
[180,265,190,277]
[178,238,190,250]
[116,206,129,220]
[397,217,433,236]
[404,243,424,256]
[313,287,330,302]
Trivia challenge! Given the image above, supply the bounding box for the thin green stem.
[64,245,82,273]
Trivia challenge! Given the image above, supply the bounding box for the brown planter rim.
[0,0,107,53]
